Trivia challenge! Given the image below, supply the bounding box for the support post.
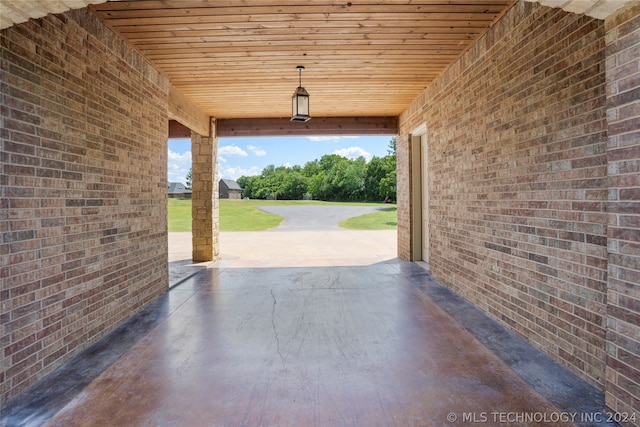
[191,119,219,262]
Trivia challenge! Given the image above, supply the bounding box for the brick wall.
[400,1,609,388]
[1,9,169,405]
[399,1,640,422]
[604,3,640,425]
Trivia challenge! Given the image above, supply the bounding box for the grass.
[167,198,193,232]
[220,199,285,231]
[338,207,397,230]
[167,198,396,232]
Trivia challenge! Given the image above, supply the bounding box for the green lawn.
[167,198,193,232]
[167,198,396,232]
[338,207,397,230]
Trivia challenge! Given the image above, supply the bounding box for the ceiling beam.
[216,117,398,138]
[168,84,211,137]
[168,120,192,139]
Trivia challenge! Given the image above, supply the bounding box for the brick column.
[191,119,219,262]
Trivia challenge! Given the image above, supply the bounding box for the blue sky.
[167,135,394,184]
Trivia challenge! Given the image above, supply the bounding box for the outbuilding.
[167,182,192,199]
[219,179,242,199]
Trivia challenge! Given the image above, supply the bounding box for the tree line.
[236,138,396,202]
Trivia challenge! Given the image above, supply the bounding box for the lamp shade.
[291,86,310,122]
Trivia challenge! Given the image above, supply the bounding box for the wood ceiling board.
[123,33,485,45]
[93,1,513,12]
[121,32,479,43]
[100,17,499,28]
[91,0,516,120]
[113,23,489,34]
[141,49,463,59]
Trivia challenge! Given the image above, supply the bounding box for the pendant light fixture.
[291,66,310,122]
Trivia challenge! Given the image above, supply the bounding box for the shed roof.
[220,179,242,191]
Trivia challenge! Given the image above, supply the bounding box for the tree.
[185,167,192,190]
[364,156,387,200]
[278,166,308,200]
[379,137,397,201]
[387,137,396,157]
[235,137,397,202]
[237,175,256,198]
[340,156,367,200]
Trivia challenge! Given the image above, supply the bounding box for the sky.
[167,135,394,184]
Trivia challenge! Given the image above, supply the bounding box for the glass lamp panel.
[297,94,309,116]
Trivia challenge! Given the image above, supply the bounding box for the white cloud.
[307,136,359,142]
[333,146,372,161]
[247,144,267,156]
[220,165,262,180]
[282,162,293,168]
[219,145,248,157]
[167,149,192,184]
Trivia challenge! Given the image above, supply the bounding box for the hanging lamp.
[291,66,311,122]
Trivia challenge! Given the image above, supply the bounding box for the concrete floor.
[168,228,397,286]
[2,223,616,426]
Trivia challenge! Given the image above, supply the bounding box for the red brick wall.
[0,9,169,404]
[604,3,640,425]
[400,1,609,388]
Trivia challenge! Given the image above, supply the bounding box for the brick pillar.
[191,119,219,262]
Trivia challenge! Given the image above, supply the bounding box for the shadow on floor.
[169,259,212,288]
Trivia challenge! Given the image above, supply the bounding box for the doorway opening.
[411,125,429,269]
[166,137,200,287]
[167,135,398,280]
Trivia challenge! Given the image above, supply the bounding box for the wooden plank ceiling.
[91,1,515,120]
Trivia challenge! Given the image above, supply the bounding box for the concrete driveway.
[257,205,387,230]
[168,205,397,285]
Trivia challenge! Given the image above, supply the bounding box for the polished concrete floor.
[2,219,615,426]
